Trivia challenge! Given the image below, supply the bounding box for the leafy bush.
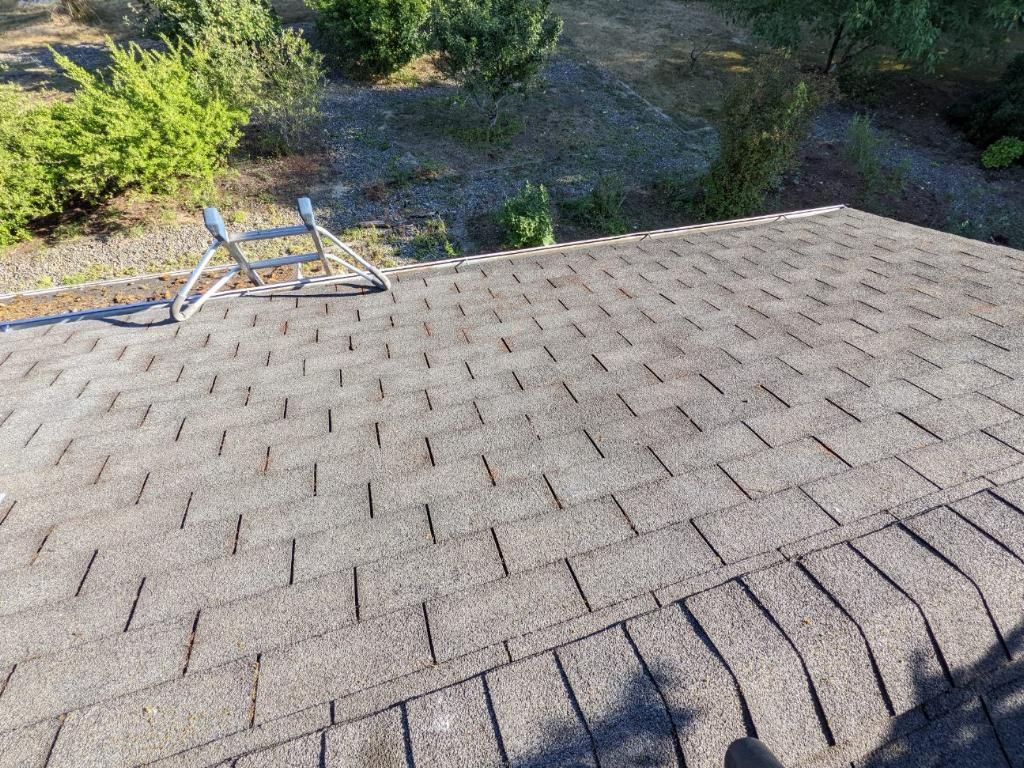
[137,0,281,47]
[431,0,562,127]
[981,136,1024,169]
[51,42,247,203]
[190,30,326,155]
[948,53,1024,148]
[0,87,61,247]
[500,182,555,248]
[696,55,832,220]
[562,176,629,235]
[308,0,429,78]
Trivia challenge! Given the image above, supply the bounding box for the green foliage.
[982,136,1024,169]
[708,0,1024,73]
[562,176,629,235]
[189,30,327,155]
[845,113,908,202]
[697,55,832,220]
[948,53,1024,148]
[51,42,248,203]
[653,174,700,214]
[0,86,61,247]
[137,0,281,47]
[500,182,555,249]
[308,0,429,78]
[410,217,460,259]
[431,0,562,127]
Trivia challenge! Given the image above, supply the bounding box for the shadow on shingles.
[501,624,1024,768]
[504,670,699,768]
[857,622,1024,768]
[97,313,177,329]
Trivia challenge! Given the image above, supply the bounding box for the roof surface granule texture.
[2,207,1024,768]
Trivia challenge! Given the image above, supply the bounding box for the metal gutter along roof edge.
[0,205,846,331]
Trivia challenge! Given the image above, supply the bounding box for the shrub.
[431,0,562,128]
[696,55,832,220]
[0,86,61,247]
[948,53,1024,148]
[137,0,281,47]
[190,30,327,156]
[981,136,1024,169]
[500,182,555,248]
[308,0,429,79]
[562,176,629,235]
[844,113,908,203]
[51,41,248,203]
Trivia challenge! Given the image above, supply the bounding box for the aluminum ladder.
[171,197,390,322]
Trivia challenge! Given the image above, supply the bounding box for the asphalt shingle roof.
[2,207,1024,767]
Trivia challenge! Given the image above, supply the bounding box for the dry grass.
[551,0,758,120]
[0,2,125,47]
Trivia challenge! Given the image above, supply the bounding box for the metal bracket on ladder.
[170,197,391,322]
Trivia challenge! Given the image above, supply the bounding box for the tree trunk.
[824,21,846,73]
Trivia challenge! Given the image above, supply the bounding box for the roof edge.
[1,205,846,330]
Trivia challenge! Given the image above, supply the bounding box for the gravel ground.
[0,50,716,294]
[812,105,1024,246]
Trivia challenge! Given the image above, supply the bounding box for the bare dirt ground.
[553,0,757,120]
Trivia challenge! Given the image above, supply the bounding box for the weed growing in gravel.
[340,225,400,267]
[61,263,109,285]
[409,218,460,260]
[351,128,391,151]
[845,114,909,206]
[499,182,555,248]
[561,176,629,236]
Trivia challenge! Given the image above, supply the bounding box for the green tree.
[137,0,281,47]
[307,0,429,79]
[0,86,62,247]
[709,0,1024,73]
[697,55,833,220]
[51,42,247,202]
[431,0,562,127]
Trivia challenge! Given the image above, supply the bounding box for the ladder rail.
[171,197,390,322]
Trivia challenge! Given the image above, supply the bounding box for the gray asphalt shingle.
[4,208,1024,767]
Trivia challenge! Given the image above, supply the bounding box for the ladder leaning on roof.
[170,197,391,322]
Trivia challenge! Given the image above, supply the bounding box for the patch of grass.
[61,263,109,285]
[363,158,449,201]
[351,128,391,151]
[448,111,524,146]
[400,96,524,147]
[561,176,629,236]
[50,220,87,242]
[409,217,459,260]
[340,224,400,268]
